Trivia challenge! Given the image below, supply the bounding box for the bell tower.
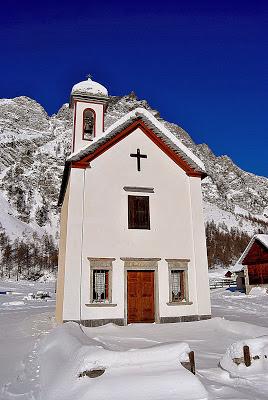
[70,76,109,153]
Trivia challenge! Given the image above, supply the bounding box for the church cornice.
[58,108,207,206]
[70,119,206,177]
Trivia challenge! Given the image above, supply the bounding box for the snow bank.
[2,300,25,306]
[38,271,56,282]
[249,287,267,296]
[39,322,208,400]
[220,336,268,378]
[23,291,51,300]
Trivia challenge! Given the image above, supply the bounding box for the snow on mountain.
[0,93,267,244]
[0,191,44,240]
[204,202,266,235]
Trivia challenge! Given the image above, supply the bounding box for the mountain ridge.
[0,94,267,252]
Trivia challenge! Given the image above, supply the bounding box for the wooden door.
[127,271,155,323]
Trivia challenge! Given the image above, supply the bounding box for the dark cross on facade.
[130,148,147,171]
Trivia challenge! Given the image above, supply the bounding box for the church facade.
[56,77,211,326]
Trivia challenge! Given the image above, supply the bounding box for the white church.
[56,77,211,326]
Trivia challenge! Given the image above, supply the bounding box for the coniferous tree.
[206,222,252,268]
[2,241,13,278]
[35,199,49,227]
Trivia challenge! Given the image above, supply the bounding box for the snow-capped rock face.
[195,144,268,216]
[0,96,51,172]
[0,96,50,139]
[0,93,267,242]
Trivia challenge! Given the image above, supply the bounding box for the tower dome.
[71,76,108,97]
[70,76,109,152]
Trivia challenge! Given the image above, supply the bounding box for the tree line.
[0,220,265,279]
[206,221,252,268]
[0,226,58,280]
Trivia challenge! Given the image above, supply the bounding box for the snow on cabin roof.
[67,108,206,173]
[71,76,108,97]
[232,234,268,272]
[256,234,268,249]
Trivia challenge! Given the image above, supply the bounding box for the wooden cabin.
[235,234,268,294]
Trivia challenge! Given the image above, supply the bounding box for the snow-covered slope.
[0,191,44,240]
[0,93,267,243]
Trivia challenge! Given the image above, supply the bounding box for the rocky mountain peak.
[54,103,72,121]
[0,94,266,251]
[0,96,49,134]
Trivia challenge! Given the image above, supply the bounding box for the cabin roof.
[232,234,268,272]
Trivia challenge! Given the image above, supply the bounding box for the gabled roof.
[232,234,268,272]
[68,108,205,172]
[58,108,206,206]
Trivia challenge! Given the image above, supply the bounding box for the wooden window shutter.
[105,270,109,299]
[180,271,185,300]
[128,195,135,228]
[128,195,150,230]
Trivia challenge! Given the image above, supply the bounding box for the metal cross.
[130,148,147,171]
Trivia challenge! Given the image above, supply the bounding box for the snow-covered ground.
[0,280,56,400]
[1,280,268,399]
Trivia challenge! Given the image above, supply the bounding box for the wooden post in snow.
[243,345,251,367]
[181,351,196,374]
[189,351,195,375]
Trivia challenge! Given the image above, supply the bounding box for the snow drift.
[39,322,208,400]
[220,336,268,378]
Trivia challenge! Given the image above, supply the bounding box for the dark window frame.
[128,195,150,230]
[170,269,186,302]
[166,259,190,304]
[82,108,96,141]
[91,268,112,303]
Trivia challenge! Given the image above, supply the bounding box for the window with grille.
[167,259,189,304]
[128,195,150,230]
[83,109,95,140]
[92,269,110,303]
[170,270,185,302]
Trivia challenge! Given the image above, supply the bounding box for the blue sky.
[0,0,267,176]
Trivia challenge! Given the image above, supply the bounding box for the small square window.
[128,195,150,230]
[92,269,111,303]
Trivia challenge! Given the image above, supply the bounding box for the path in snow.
[211,287,268,327]
[0,280,56,400]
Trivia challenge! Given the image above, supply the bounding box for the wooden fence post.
[243,345,251,367]
[189,351,195,375]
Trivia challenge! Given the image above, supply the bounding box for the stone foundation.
[159,315,211,324]
[64,315,211,327]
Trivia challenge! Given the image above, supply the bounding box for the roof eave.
[69,93,109,109]
[58,161,71,207]
[67,117,206,177]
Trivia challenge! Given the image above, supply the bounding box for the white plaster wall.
[56,180,70,322]
[189,178,211,316]
[73,101,104,153]
[62,169,84,320]
[62,127,211,322]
